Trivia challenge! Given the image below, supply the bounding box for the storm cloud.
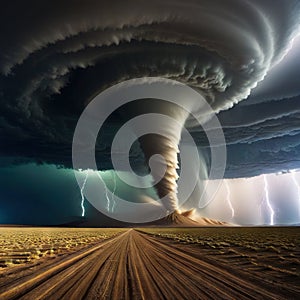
[0,0,300,179]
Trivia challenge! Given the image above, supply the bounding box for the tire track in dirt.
[0,229,287,299]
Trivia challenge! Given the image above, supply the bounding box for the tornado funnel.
[121,99,189,212]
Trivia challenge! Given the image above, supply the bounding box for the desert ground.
[0,227,299,299]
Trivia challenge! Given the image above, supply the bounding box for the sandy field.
[0,227,125,268]
[0,227,299,299]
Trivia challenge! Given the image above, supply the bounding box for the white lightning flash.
[224,180,234,219]
[79,169,89,217]
[259,201,263,219]
[290,170,300,219]
[96,171,111,212]
[111,171,117,212]
[263,174,275,225]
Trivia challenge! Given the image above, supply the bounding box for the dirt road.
[0,229,292,299]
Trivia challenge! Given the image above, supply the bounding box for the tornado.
[138,133,181,212]
[138,104,189,212]
[120,98,190,212]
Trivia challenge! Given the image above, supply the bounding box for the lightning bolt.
[96,171,110,211]
[290,170,300,219]
[259,199,264,219]
[79,169,89,217]
[111,171,117,212]
[224,180,234,219]
[263,174,275,225]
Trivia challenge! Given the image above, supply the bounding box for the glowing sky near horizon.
[202,170,300,225]
[73,167,300,226]
[0,163,299,225]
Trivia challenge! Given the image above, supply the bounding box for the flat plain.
[0,227,299,299]
[0,227,125,267]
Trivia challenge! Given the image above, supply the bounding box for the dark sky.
[0,0,300,225]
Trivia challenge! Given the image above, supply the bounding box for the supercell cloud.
[0,0,300,181]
